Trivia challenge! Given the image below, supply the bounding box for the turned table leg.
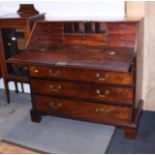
[4,79,10,104]
[124,127,137,139]
[14,82,19,93]
[30,109,42,123]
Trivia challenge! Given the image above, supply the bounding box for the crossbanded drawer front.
[29,65,133,85]
[33,95,132,124]
[31,79,133,104]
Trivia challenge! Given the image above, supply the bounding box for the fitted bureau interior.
[26,21,138,49]
[7,47,135,72]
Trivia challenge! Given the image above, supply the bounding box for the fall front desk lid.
[7,46,135,72]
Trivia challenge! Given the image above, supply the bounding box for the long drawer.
[31,79,133,104]
[33,95,132,124]
[29,65,133,85]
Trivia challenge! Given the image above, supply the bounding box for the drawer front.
[29,65,133,85]
[33,95,132,124]
[37,22,63,33]
[31,79,133,104]
[107,23,137,35]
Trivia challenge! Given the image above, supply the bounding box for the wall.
[0,1,125,20]
[126,1,144,20]
[143,2,155,110]
[127,1,155,111]
[126,1,144,110]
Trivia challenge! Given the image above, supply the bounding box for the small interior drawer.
[107,22,138,34]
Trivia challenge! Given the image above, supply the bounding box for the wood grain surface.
[0,140,43,154]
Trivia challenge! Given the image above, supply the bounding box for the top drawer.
[29,65,133,85]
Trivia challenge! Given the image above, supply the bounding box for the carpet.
[107,111,155,154]
[0,90,115,154]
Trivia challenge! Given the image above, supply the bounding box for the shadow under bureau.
[7,21,143,139]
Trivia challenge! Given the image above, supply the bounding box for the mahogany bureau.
[7,21,143,139]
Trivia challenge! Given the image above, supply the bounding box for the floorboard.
[0,140,41,154]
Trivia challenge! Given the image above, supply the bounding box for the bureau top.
[7,46,135,72]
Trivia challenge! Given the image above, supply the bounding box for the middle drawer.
[31,79,133,104]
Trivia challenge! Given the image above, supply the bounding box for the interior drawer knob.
[49,102,62,110]
[96,89,110,97]
[96,73,109,81]
[7,42,11,46]
[49,84,62,92]
[48,69,61,76]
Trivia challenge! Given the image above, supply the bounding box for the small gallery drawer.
[107,22,138,35]
[33,95,133,124]
[36,22,63,33]
[29,65,133,85]
[31,79,133,104]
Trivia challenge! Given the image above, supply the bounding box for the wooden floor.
[0,140,41,154]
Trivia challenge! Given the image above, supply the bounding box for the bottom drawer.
[32,95,133,124]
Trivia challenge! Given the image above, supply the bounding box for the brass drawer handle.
[96,89,110,97]
[109,51,116,56]
[96,73,109,81]
[49,69,61,76]
[49,102,62,110]
[49,84,62,92]
[95,108,111,115]
[95,108,105,112]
